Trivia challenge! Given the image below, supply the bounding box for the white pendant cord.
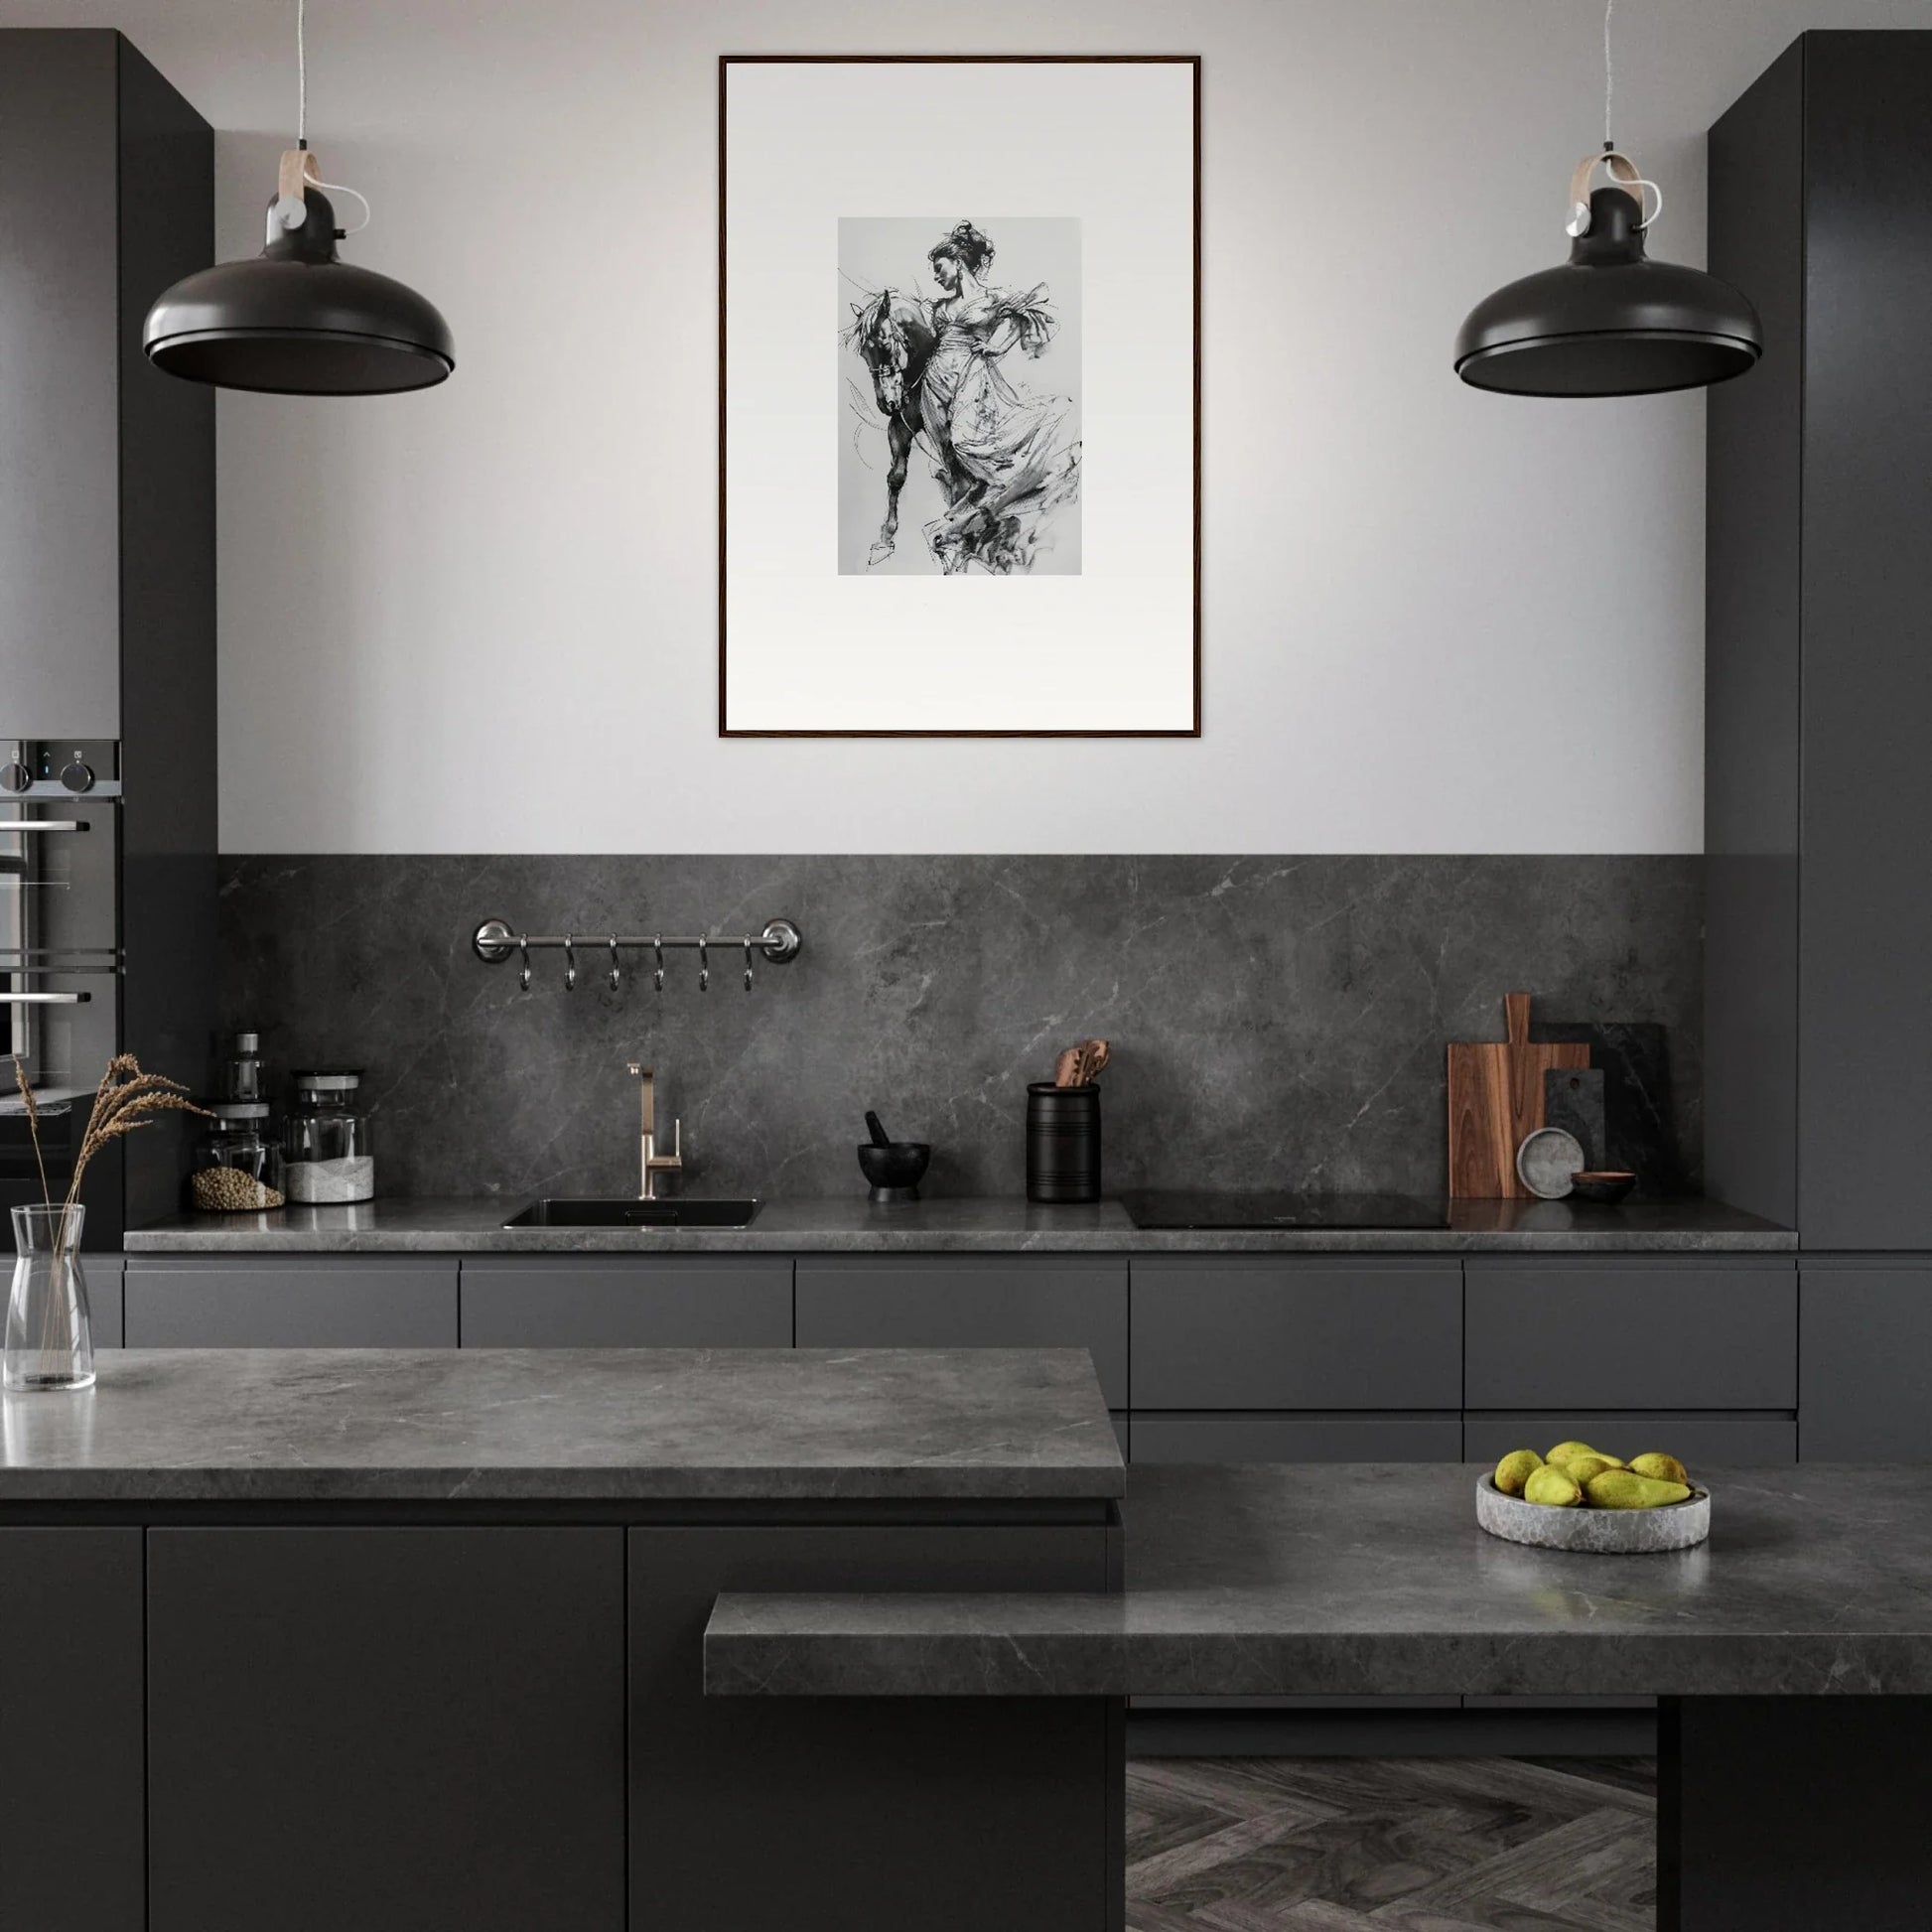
[282,0,372,235]
[309,174,371,233]
[1603,0,1613,150]
[1564,0,1660,233]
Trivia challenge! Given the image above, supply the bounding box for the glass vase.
[6,1204,95,1394]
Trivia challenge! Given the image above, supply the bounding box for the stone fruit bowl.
[1476,1474,1711,1553]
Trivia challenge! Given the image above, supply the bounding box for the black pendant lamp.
[143,1,453,395]
[1454,2,1758,397]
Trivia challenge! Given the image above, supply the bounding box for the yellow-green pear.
[1524,1465,1585,1507]
[1585,1469,1693,1510]
[1555,1452,1620,1484]
[1494,1449,1543,1496]
[1547,1441,1600,1464]
[1628,1451,1690,1486]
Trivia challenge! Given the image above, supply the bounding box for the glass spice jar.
[188,1102,287,1213]
[283,1068,376,1204]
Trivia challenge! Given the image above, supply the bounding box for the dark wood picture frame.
[718,54,1202,739]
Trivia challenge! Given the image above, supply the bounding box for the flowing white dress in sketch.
[844,219,1081,576]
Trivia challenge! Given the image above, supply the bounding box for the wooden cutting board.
[1448,993,1590,1198]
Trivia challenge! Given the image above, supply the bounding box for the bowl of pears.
[1477,1440,1710,1553]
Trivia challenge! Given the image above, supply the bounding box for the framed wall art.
[719,55,1200,737]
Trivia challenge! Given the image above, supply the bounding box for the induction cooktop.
[1119,1191,1450,1231]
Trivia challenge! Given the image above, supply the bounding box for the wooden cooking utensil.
[1447,993,1589,1198]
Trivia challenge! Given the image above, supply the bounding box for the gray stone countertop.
[122,1194,1796,1254]
[0,1347,1123,1503]
[706,1461,1932,1698]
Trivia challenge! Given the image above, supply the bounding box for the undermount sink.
[502,1197,761,1229]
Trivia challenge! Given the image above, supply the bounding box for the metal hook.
[608,935,621,992]
[518,934,531,993]
[653,936,664,994]
[744,938,755,993]
[698,937,709,994]
[562,934,577,992]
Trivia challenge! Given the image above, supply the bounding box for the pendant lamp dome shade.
[1455,178,1760,398]
[144,181,454,395]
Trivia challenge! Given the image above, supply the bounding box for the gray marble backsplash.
[217,856,1702,1203]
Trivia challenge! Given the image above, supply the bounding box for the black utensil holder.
[1028,1082,1101,1203]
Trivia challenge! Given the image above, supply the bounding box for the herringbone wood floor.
[1126,1756,1656,1931]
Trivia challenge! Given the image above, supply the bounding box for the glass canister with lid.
[188,1101,287,1213]
[283,1068,376,1204]
[215,1031,267,1103]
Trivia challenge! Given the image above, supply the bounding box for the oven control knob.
[0,761,29,793]
[60,759,94,794]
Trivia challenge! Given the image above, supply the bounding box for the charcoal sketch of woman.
[917,220,1081,574]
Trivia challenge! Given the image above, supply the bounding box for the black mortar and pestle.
[859,1110,930,1203]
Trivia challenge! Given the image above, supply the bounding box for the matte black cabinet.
[0,1529,144,1932]
[1799,1265,1932,1460]
[628,1523,1116,1932]
[1132,1414,1461,1463]
[1464,1260,1796,1411]
[1463,1413,1797,1467]
[460,1256,791,1347]
[84,1254,123,1348]
[1708,34,1932,1252]
[125,1257,458,1346]
[1131,1258,1461,1410]
[147,1527,626,1932]
[795,1256,1129,1408]
[0,30,215,1241]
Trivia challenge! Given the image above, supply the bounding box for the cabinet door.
[631,1523,1114,1932]
[148,1527,625,1932]
[1799,35,1932,1252]
[1131,1414,1461,1463]
[1132,1259,1461,1411]
[125,1257,458,1346]
[1465,1260,1796,1410]
[0,31,120,734]
[795,1257,1128,1408]
[84,1254,123,1348]
[461,1257,791,1347]
[1463,1412,1796,1466]
[0,1528,143,1932]
[1800,1265,1932,1459]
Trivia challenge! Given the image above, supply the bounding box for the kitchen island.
[0,1347,1124,1932]
[714,1460,1932,1931]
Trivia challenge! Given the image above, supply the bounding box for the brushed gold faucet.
[624,1062,683,1199]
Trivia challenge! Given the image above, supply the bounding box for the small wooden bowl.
[1569,1170,1637,1204]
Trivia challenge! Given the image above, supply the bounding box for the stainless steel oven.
[0,740,123,1234]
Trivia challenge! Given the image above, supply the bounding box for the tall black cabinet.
[0,31,215,1242]
[1707,31,1932,1455]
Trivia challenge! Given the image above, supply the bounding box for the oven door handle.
[0,991,90,1005]
[0,821,88,835]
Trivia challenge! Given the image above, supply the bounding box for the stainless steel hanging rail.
[471,916,802,993]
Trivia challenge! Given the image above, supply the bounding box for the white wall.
[5,0,1928,854]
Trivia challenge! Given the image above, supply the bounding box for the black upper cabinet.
[0,33,119,732]
[0,31,211,740]
[0,32,215,1232]
[1707,33,1932,1250]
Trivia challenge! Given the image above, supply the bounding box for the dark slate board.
[1543,1066,1607,1173]
[1531,1023,1684,1198]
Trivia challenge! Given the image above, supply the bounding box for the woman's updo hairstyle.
[929,219,995,277]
